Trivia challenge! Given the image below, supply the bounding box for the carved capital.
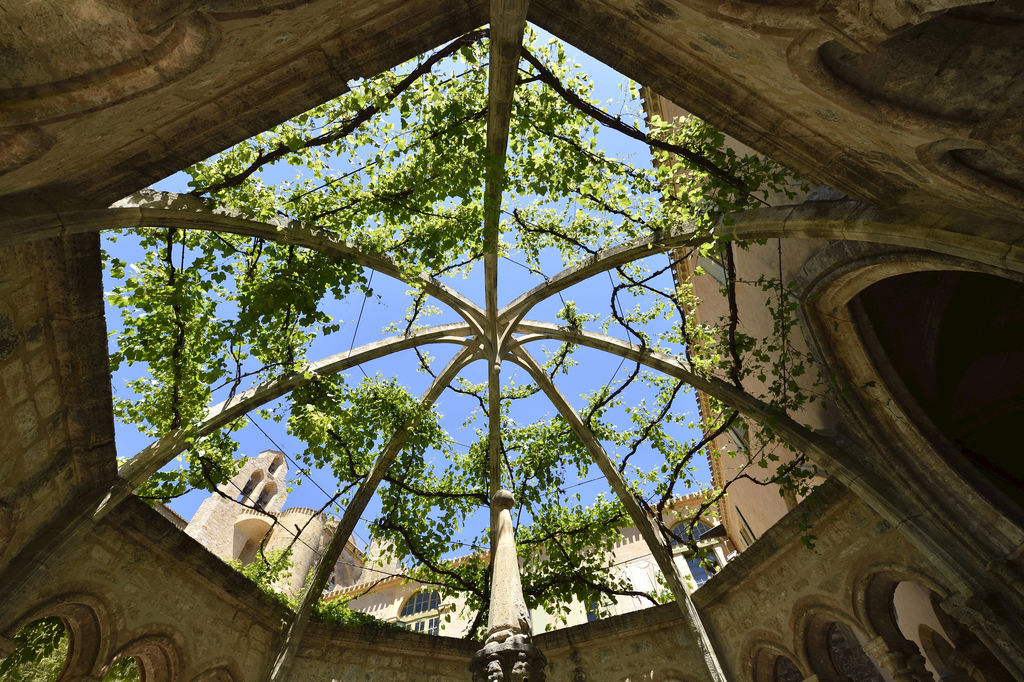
[469,633,547,682]
[862,636,931,682]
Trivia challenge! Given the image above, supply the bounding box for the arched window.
[398,590,441,635]
[669,520,710,548]
[268,456,283,474]
[255,483,276,510]
[236,472,261,502]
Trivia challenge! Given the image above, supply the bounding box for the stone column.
[862,636,933,682]
[469,490,546,682]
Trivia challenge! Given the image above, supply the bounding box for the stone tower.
[185,450,289,563]
[263,506,328,596]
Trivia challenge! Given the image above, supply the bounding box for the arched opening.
[268,455,283,475]
[0,616,70,681]
[751,646,805,682]
[2,597,107,681]
[862,572,1013,681]
[855,270,1024,518]
[824,622,884,681]
[111,635,179,682]
[100,656,141,681]
[236,471,262,502]
[398,590,441,635]
[254,482,277,510]
[803,611,884,681]
[232,516,273,564]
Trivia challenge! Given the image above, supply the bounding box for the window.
[669,520,710,549]
[268,456,283,474]
[403,617,439,635]
[237,473,260,502]
[735,505,758,549]
[254,484,276,510]
[399,590,441,635]
[585,600,601,623]
[670,520,718,588]
[323,574,337,596]
[697,254,728,286]
[687,553,718,588]
[727,420,749,453]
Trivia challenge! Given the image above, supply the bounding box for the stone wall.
[693,479,950,680]
[0,449,1010,681]
[293,622,478,681]
[536,604,714,682]
[0,233,118,597]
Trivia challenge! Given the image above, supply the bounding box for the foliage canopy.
[104,26,816,634]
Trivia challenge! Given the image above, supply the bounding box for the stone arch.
[747,638,806,682]
[3,592,113,680]
[267,454,284,475]
[797,603,884,681]
[856,570,1016,681]
[0,616,70,680]
[233,515,273,563]
[855,565,950,680]
[236,471,262,502]
[191,663,239,681]
[791,240,1024,672]
[793,241,1024,523]
[253,481,277,511]
[107,633,182,682]
[854,564,948,643]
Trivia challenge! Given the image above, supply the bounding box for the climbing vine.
[105,25,821,634]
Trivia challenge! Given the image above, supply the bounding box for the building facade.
[181,449,733,638]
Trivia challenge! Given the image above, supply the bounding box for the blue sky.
[103,26,708,553]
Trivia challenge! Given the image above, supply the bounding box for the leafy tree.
[106,25,818,638]
[0,618,141,682]
[0,618,69,682]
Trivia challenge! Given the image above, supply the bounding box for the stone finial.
[470,489,547,682]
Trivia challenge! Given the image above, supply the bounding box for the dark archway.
[855,270,1024,520]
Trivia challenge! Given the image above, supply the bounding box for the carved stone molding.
[469,633,548,682]
[0,11,217,127]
